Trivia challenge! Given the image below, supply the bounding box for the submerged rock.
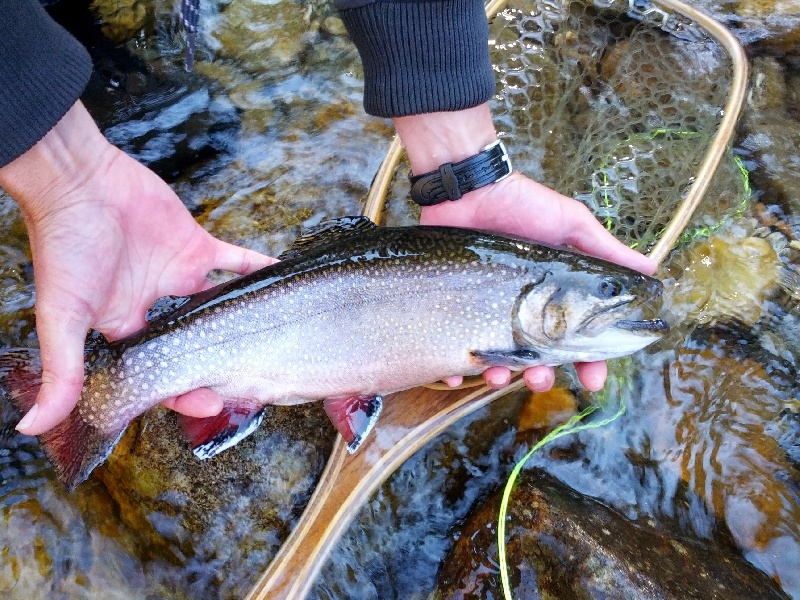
[664,235,783,326]
[740,56,800,224]
[432,470,789,600]
[93,403,335,597]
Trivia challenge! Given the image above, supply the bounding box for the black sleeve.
[334,0,495,118]
[0,1,92,167]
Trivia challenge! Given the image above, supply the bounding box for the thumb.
[212,239,276,276]
[17,302,89,436]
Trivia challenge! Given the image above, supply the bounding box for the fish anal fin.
[470,348,541,369]
[323,394,382,453]
[180,406,266,460]
[278,216,377,260]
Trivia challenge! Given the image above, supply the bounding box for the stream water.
[1,0,799,598]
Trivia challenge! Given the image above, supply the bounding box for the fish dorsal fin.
[278,216,377,260]
[145,295,192,324]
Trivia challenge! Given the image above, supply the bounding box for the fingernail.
[16,404,39,432]
[488,374,510,389]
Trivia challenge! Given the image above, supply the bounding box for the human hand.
[0,101,274,435]
[394,104,657,393]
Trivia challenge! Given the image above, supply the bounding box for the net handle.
[644,0,749,265]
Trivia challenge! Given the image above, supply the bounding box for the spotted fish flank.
[0,217,668,490]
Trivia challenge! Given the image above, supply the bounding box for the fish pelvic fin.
[180,406,266,460]
[0,347,125,491]
[323,394,383,453]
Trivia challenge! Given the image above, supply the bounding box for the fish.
[0,216,668,490]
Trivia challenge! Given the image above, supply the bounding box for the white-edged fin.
[323,394,383,453]
[470,347,541,369]
[180,406,266,460]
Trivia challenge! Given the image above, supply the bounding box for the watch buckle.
[482,140,513,181]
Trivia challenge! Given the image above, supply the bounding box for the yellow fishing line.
[497,385,628,600]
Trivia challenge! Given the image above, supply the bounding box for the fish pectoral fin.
[470,348,541,369]
[145,295,192,324]
[323,394,383,453]
[180,406,266,460]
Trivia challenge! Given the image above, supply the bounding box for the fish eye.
[597,277,624,298]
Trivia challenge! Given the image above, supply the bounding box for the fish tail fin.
[0,347,124,490]
[40,412,126,491]
[0,348,43,415]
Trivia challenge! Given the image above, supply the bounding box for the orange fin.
[323,394,382,453]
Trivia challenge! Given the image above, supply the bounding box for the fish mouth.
[579,298,638,336]
[615,318,670,334]
[580,291,666,338]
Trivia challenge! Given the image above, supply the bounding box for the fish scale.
[0,217,668,489]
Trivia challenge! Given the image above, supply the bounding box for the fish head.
[514,262,669,364]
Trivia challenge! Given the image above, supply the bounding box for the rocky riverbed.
[1,0,799,598]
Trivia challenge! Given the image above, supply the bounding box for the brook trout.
[0,217,668,489]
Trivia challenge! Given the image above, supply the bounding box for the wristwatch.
[409,140,512,206]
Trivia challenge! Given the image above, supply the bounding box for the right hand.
[0,101,274,435]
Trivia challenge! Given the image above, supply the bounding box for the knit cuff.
[338,0,495,118]
[0,1,92,167]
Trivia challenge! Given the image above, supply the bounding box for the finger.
[18,303,89,435]
[574,361,607,392]
[213,240,276,275]
[482,366,511,389]
[523,365,555,393]
[441,375,463,387]
[162,388,225,418]
[563,208,658,275]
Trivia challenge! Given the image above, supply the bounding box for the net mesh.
[382,0,748,252]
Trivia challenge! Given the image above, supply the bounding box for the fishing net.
[380,0,748,254]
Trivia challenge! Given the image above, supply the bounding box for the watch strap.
[409,140,512,206]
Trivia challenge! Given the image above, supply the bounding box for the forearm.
[393,103,498,174]
[0,0,92,168]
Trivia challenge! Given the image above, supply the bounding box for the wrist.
[0,101,112,221]
[392,103,499,175]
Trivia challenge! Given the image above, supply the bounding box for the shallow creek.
[0,0,799,598]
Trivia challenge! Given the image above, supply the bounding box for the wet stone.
[662,234,783,326]
[740,56,800,223]
[431,470,789,600]
[93,403,335,597]
[90,0,152,43]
